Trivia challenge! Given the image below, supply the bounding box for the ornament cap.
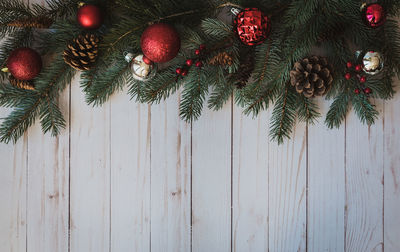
[2,67,9,73]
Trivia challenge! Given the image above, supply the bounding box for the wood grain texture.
[191,100,232,252]
[307,98,345,252]
[345,101,384,252]
[384,80,400,252]
[150,92,191,252]
[110,90,151,252]
[232,106,269,252]
[69,75,111,252]
[268,118,307,252]
[26,87,69,252]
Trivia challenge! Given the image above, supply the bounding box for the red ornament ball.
[345,73,352,80]
[234,8,271,46]
[77,4,103,29]
[346,61,353,69]
[360,76,367,83]
[362,3,386,28]
[7,47,42,81]
[140,23,181,63]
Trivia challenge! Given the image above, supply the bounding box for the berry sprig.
[345,61,372,95]
[176,44,206,78]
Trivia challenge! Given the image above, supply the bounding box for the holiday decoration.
[63,33,99,71]
[290,56,333,98]
[209,52,234,66]
[361,3,386,28]
[125,53,156,81]
[234,8,271,46]
[77,4,103,29]
[345,72,352,80]
[9,76,34,90]
[140,23,181,63]
[361,51,384,75]
[364,87,372,94]
[6,47,42,81]
[360,76,367,83]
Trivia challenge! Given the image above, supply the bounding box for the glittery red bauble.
[234,8,271,46]
[7,48,42,81]
[77,4,103,29]
[362,3,386,28]
[140,23,181,63]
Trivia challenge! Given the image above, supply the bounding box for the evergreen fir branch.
[297,95,320,124]
[0,84,36,108]
[127,76,144,102]
[208,69,233,111]
[352,94,379,125]
[269,85,297,144]
[325,92,350,129]
[39,95,66,136]
[179,68,209,122]
[201,18,233,39]
[243,86,275,117]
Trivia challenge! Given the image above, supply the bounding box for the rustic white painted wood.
[268,119,307,252]
[232,106,269,252]
[150,92,191,252]
[345,100,384,252]
[384,80,400,252]
[192,100,232,252]
[307,98,345,252]
[69,75,111,252]
[110,89,151,252]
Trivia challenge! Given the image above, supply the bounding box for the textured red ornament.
[7,47,42,81]
[234,8,271,46]
[362,3,386,28]
[140,23,181,63]
[77,4,103,29]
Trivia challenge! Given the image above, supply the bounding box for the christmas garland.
[1,0,400,144]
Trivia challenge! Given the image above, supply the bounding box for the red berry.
[345,73,352,80]
[355,65,362,72]
[355,88,361,94]
[199,44,206,51]
[143,55,152,65]
[176,68,183,75]
[181,69,188,76]
[195,49,201,55]
[346,61,353,68]
[360,76,367,83]
[195,61,203,68]
[186,59,194,66]
[364,87,372,94]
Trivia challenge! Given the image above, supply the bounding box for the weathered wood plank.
[110,90,151,252]
[232,107,269,252]
[384,80,400,252]
[69,75,110,252]
[192,100,232,252]
[268,119,307,252]
[345,101,384,252]
[150,92,191,252]
[307,98,345,252]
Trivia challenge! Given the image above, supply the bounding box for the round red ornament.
[362,3,386,28]
[234,8,271,46]
[77,4,103,29]
[140,23,181,63]
[7,47,42,81]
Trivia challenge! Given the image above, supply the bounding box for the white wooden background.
[1,1,400,251]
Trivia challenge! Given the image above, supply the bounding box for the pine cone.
[9,76,34,90]
[235,49,255,89]
[8,16,53,29]
[63,33,99,71]
[290,56,333,98]
[209,52,234,66]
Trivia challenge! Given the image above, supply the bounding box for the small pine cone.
[9,76,34,90]
[235,50,255,89]
[209,52,234,66]
[63,33,99,71]
[290,56,333,98]
[8,16,53,29]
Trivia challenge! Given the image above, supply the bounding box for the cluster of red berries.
[345,61,372,95]
[176,44,206,77]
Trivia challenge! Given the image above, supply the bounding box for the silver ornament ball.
[362,51,384,75]
[124,53,156,81]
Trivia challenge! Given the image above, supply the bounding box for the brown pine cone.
[63,33,99,71]
[9,76,34,90]
[290,56,333,98]
[209,52,234,66]
[8,16,53,29]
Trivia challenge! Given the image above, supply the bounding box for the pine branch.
[208,70,233,111]
[352,94,379,125]
[325,92,350,129]
[297,95,320,124]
